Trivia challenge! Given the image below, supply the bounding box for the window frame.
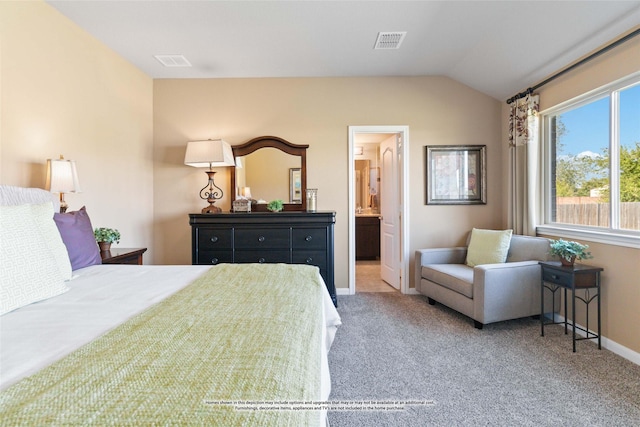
[538,72,640,249]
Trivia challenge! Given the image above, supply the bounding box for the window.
[542,74,640,243]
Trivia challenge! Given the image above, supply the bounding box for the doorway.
[348,126,409,295]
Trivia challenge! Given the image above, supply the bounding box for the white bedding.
[1,264,340,404]
[0,264,210,391]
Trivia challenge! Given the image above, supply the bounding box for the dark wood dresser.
[189,211,336,306]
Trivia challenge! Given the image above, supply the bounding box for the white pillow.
[0,184,60,211]
[30,202,72,281]
[465,228,513,267]
[0,204,69,315]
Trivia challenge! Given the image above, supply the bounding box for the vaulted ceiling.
[48,1,640,101]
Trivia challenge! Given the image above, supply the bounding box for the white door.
[380,134,400,289]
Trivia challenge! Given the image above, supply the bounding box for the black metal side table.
[539,261,603,352]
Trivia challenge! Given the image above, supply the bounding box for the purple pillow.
[53,206,102,270]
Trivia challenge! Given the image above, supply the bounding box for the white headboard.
[0,185,60,211]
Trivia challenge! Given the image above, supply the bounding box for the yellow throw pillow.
[465,228,513,267]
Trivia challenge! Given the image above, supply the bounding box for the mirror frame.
[231,136,309,211]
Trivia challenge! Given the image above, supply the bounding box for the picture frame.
[425,145,486,205]
[289,168,302,203]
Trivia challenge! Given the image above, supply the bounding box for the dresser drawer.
[542,269,573,287]
[196,250,234,265]
[235,228,290,249]
[197,228,233,250]
[292,228,327,250]
[292,250,327,270]
[293,252,327,283]
[235,250,291,264]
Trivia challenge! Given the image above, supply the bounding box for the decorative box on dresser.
[189,211,337,306]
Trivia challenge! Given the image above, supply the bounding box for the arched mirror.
[231,136,308,211]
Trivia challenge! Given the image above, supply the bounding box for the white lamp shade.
[184,139,235,168]
[46,158,81,193]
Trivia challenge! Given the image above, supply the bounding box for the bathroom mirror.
[354,159,380,214]
[231,136,308,211]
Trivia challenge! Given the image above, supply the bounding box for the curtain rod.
[506,27,640,104]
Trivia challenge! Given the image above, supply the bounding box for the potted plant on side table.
[549,239,593,266]
[94,227,121,252]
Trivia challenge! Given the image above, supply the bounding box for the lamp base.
[59,194,68,213]
[202,203,222,214]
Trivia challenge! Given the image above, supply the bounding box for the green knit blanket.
[0,264,325,426]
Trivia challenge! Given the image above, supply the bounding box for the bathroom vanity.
[355,214,380,260]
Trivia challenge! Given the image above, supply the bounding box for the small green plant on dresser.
[267,200,284,212]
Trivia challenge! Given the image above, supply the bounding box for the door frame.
[348,125,410,295]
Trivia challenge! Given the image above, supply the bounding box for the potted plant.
[94,227,121,252]
[267,199,284,212]
[549,239,592,266]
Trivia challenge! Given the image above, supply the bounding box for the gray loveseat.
[415,234,558,329]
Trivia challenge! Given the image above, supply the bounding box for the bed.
[0,185,341,426]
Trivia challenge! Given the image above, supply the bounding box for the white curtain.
[508,94,540,236]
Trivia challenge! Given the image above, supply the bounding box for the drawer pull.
[211,257,219,264]
[210,236,219,243]
[258,257,266,263]
[258,236,266,242]
[305,235,313,242]
[306,257,313,264]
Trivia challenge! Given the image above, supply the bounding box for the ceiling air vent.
[154,55,192,67]
[374,32,407,50]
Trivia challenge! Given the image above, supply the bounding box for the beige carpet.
[356,260,397,293]
[328,293,640,426]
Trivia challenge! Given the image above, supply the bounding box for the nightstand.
[100,248,147,265]
[539,261,603,352]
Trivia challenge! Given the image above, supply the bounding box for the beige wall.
[153,77,503,289]
[501,29,640,354]
[0,1,155,261]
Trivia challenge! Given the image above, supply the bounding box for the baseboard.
[336,287,421,295]
[553,314,640,366]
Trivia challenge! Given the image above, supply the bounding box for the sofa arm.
[415,247,468,266]
[415,248,468,292]
[472,261,543,324]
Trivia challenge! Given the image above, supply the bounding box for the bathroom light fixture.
[184,139,235,213]
[45,155,81,213]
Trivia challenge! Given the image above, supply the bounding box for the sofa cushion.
[506,235,552,262]
[465,228,512,267]
[421,264,474,298]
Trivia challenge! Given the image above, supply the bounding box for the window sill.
[536,225,640,249]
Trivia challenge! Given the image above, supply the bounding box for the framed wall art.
[425,145,486,205]
[289,168,302,203]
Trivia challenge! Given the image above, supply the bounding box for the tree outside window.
[546,80,640,232]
